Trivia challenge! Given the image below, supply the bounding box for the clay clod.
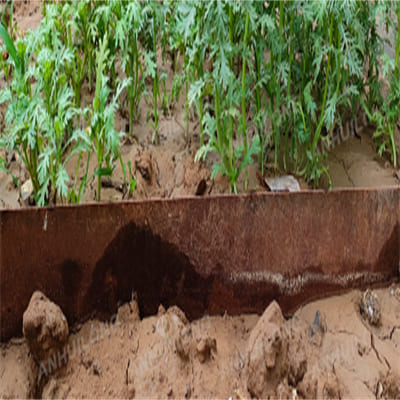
[246,301,287,398]
[196,336,217,363]
[22,291,69,364]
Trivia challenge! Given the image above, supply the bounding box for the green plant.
[117,1,147,135]
[127,160,137,197]
[0,1,14,41]
[1,0,399,206]
[361,3,400,167]
[86,34,128,202]
[0,22,91,205]
[140,1,169,144]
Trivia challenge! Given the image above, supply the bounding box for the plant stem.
[311,12,334,153]
[395,5,400,75]
[229,3,234,70]
[128,32,135,137]
[241,11,249,189]
[254,41,263,174]
[283,9,294,171]
[152,9,159,144]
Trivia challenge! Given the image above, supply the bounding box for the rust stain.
[1,188,399,342]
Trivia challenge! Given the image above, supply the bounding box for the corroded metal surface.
[1,188,399,341]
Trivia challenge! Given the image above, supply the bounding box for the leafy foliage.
[0,1,399,204]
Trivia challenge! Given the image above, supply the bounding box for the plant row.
[0,1,399,205]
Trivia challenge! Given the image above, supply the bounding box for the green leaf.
[0,23,22,72]
[129,177,136,195]
[211,163,225,180]
[188,79,204,106]
[93,167,113,177]
[56,166,69,199]
[304,82,316,119]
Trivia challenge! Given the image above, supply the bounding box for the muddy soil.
[1,285,400,399]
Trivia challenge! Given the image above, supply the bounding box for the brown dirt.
[1,284,400,399]
[325,126,400,189]
[12,0,42,33]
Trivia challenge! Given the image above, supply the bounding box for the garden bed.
[1,2,400,399]
[0,1,399,209]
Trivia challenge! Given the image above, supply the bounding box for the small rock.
[185,384,191,399]
[360,289,381,326]
[23,291,69,364]
[93,360,102,376]
[196,336,217,363]
[167,387,173,396]
[308,310,326,346]
[20,179,33,203]
[264,175,300,192]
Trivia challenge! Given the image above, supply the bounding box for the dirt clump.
[22,291,69,364]
[246,300,287,398]
[116,298,140,325]
[246,301,311,399]
[378,371,400,399]
[296,369,342,400]
[135,148,156,185]
[196,336,217,363]
[360,288,381,326]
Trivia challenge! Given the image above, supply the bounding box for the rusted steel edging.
[1,187,399,341]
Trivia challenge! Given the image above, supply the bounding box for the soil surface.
[1,284,400,399]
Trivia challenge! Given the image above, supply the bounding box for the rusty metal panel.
[1,188,399,341]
